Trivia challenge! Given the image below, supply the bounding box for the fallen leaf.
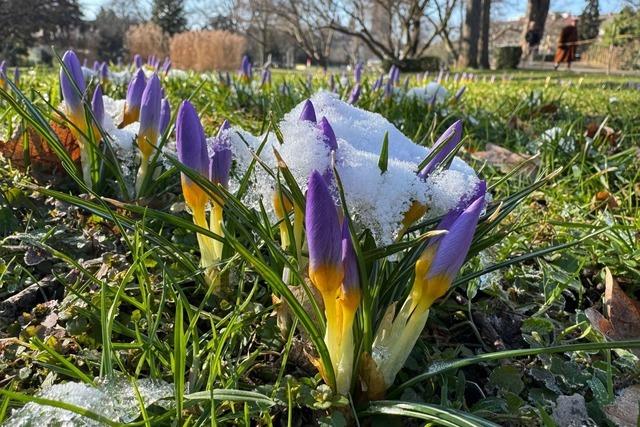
[604,385,640,427]
[0,122,80,180]
[585,122,620,146]
[591,190,619,210]
[471,143,539,175]
[585,268,640,357]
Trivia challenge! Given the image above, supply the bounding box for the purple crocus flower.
[120,68,146,127]
[299,100,317,122]
[209,140,233,188]
[176,100,208,174]
[162,57,172,74]
[305,170,343,293]
[138,74,162,158]
[92,61,100,72]
[261,68,271,87]
[426,190,485,282]
[348,84,361,105]
[354,62,363,84]
[318,117,338,152]
[99,62,109,82]
[240,55,252,81]
[437,180,486,232]
[159,98,171,135]
[176,101,209,209]
[372,75,382,91]
[60,50,86,120]
[91,85,104,128]
[384,79,392,98]
[418,119,463,180]
[134,54,142,68]
[13,67,19,85]
[454,86,466,102]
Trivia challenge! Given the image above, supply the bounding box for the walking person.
[523,22,542,64]
[554,18,579,70]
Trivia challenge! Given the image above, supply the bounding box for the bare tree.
[460,0,481,67]
[479,0,491,68]
[522,0,550,48]
[321,0,458,68]
[273,0,336,67]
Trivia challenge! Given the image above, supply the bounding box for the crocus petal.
[306,170,343,293]
[159,98,171,135]
[91,85,104,128]
[209,141,233,188]
[134,54,142,68]
[176,100,208,176]
[348,84,361,104]
[418,119,463,180]
[341,220,359,293]
[454,86,466,101]
[99,62,109,80]
[318,117,338,152]
[139,74,162,140]
[218,120,231,136]
[299,100,317,123]
[60,50,86,118]
[128,68,146,107]
[437,180,486,232]
[427,194,485,281]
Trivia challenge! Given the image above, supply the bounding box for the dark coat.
[554,25,578,63]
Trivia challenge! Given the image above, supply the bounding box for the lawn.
[0,60,638,426]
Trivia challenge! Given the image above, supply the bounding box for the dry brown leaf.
[585,122,620,146]
[0,123,80,180]
[585,268,640,357]
[471,143,539,175]
[604,385,640,427]
[591,190,620,210]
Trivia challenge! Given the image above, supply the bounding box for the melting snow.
[5,377,173,426]
[221,91,479,245]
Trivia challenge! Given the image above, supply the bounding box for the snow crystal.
[221,91,479,245]
[4,377,173,426]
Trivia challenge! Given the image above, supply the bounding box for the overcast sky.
[80,0,626,23]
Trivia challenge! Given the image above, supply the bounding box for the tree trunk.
[479,0,491,68]
[522,0,551,49]
[460,0,482,68]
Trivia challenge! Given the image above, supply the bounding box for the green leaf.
[378,131,389,173]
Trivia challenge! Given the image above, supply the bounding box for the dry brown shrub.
[170,30,246,71]
[125,22,170,60]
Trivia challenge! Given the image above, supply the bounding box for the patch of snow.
[406,82,449,105]
[219,91,479,245]
[4,377,173,426]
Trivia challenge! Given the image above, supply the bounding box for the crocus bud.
[318,117,337,152]
[176,100,209,209]
[138,74,162,159]
[91,84,105,129]
[305,170,343,294]
[13,67,19,86]
[99,62,109,83]
[60,50,86,121]
[418,120,463,180]
[354,62,363,84]
[348,84,361,104]
[159,98,171,135]
[299,100,317,123]
[120,68,146,127]
[134,54,142,68]
[209,141,233,189]
[261,68,271,87]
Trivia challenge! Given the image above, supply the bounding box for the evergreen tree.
[151,0,187,36]
[579,0,600,40]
